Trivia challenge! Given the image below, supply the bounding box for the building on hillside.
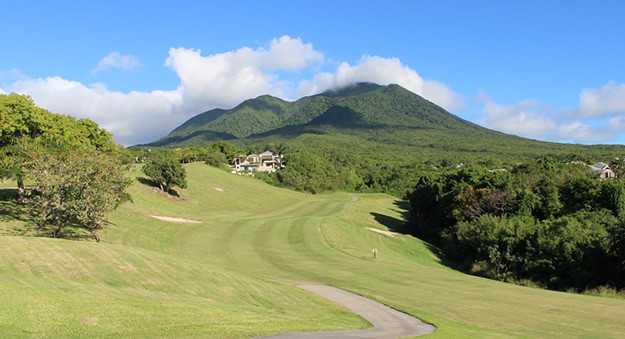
[232,151,284,174]
[590,162,617,179]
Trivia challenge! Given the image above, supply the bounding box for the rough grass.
[2,165,625,337]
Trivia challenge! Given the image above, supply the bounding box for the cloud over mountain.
[164,35,327,114]
[297,55,464,111]
[3,35,625,145]
[3,36,465,145]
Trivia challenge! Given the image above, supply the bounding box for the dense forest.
[408,158,625,291]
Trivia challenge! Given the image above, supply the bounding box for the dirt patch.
[117,263,138,273]
[150,216,201,224]
[83,316,99,326]
[365,227,398,237]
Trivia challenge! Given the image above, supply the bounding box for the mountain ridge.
[146,83,625,170]
[144,82,625,197]
[148,83,499,147]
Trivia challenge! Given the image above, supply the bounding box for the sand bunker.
[150,216,201,223]
[366,227,398,237]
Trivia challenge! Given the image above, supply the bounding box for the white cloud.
[264,35,324,71]
[477,81,625,144]
[7,76,182,146]
[554,122,612,143]
[297,55,464,111]
[577,81,625,117]
[164,35,325,113]
[478,94,619,143]
[609,116,625,130]
[4,36,326,145]
[0,68,26,85]
[13,37,625,146]
[165,46,277,113]
[480,95,557,137]
[2,36,464,145]
[92,52,142,74]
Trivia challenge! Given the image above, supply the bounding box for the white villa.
[232,151,284,174]
[590,162,617,179]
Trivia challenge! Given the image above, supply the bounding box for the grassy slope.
[0,176,366,338]
[2,165,625,337]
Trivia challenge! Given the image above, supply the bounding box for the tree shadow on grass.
[136,177,180,197]
[369,200,413,235]
[0,188,91,241]
[370,212,412,235]
[0,188,29,222]
[370,200,467,272]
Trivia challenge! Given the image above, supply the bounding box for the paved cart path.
[260,285,436,338]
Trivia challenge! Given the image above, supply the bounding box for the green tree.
[142,150,188,194]
[540,210,613,289]
[1,93,120,202]
[276,150,336,193]
[21,141,131,242]
[206,140,240,162]
[533,178,562,220]
[1,94,50,201]
[204,151,227,168]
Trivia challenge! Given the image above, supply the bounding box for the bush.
[204,151,227,168]
[142,150,187,194]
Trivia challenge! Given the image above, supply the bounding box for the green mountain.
[150,83,488,146]
[148,83,625,175]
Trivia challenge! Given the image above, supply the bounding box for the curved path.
[260,285,436,338]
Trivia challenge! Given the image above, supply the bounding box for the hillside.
[148,82,625,166]
[2,164,625,337]
[150,83,502,146]
[145,83,625,198]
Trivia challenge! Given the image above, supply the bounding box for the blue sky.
[1,1,625,146]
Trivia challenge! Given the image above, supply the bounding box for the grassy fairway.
[2,164,625,337]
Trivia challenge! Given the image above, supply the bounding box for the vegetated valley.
[2,87,625,337]
[149,82,625,196]
[148,82,625,295]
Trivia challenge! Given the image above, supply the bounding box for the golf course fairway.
[1,163,625,338]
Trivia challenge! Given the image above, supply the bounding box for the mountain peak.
[318,82,383,97]
[147,83,481,147]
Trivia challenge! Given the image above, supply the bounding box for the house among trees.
[590,162,617,179]
[232,151,284,174]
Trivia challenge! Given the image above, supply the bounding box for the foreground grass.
[2,165,625,337]
[0,176,367,337]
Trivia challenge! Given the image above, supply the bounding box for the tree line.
[1,93,130,241]
[407,158,625,292]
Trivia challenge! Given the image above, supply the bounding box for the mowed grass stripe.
[135,165,625,337]
[0,237,367,337]
[3,164,625,337]
[251,217,318,280]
